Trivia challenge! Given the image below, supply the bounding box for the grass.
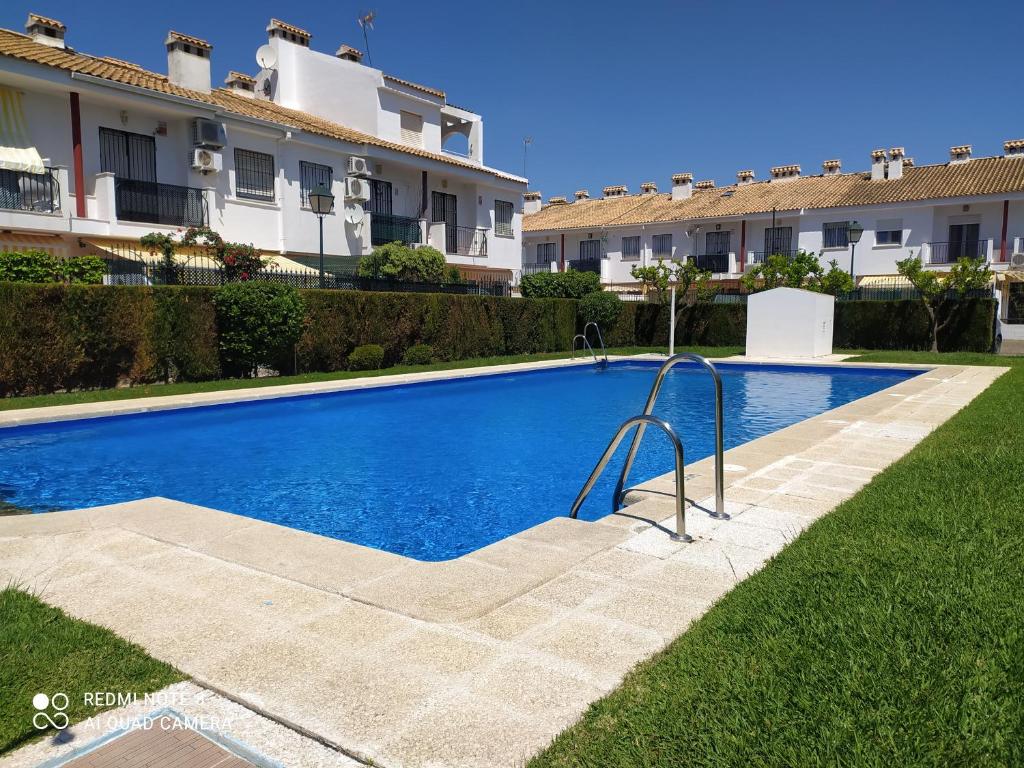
[0,588,183,754]
[0,346,743,412]
[529,351,1024,767]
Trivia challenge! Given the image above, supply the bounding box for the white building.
[523,146,1024,323]
[0,13,526,277]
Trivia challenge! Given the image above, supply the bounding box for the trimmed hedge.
[834,297,995,352]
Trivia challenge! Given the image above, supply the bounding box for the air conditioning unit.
[347,156,371,177]
[345,176,371,202]
[1011,251,1024,269]
[192,118,227,149]
[191,148,223,174]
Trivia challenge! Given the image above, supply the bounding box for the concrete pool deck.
[0,357,1007,768]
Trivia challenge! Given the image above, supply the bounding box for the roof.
[524,156,1024,232]
[26,13,64,31]
[383,74,445,99]
[267,19,310,39]
[165,31,212,51]
[0,27,523,184]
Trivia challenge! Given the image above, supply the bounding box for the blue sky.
[7,0,1021,196]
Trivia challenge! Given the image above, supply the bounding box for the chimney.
[574,189,590,201]
[602,185,628,198]
[887,147,905,180]
[166,31,212,93]
[695,179,715,190]
[870,149,887,180]
[640,181,658,195]
[224,71,256,97]
[671,173,693,200]
[902,157,914,168]
[267,19,311,47]
[950,144,972,164]
[770,164,801,182]
[547,196,568,205]
[737,169,755,185]
[336,44,363,63]
[523,191,542,215]
[25,13,65,48]
[822,159,841,175]
[1005,139,1024,158]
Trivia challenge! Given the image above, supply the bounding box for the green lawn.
[0,589,183,754]
[530,351,1024,767]
[0,346,743,412]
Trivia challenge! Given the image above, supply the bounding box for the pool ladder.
[572,322,608,368]
[569,353,727,540]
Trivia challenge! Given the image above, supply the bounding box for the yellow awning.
[858,274,913,287]
[0,86,45,174]
[82,238,319,275]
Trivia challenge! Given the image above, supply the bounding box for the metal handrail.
[570,415,690,541]
[613,353,727,519]
[582,322,608,365]
[571,334,597,363]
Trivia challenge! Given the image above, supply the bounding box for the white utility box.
[746,287,834,358]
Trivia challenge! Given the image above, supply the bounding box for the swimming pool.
[0,361,920,560]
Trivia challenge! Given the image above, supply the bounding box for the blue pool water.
[0,361,919,560]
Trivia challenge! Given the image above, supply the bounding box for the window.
[876,219,903,246]
[495,200,514,237]
[234,148,275,202]
[652,234,672,258]
[99,128,156,182]
[822,221,849,249]
[579,239,601,260]
[368,179,393,215]
[763,226,793,256]
[705,231,730,255]
[536,242,556,265]
[400,111,423,147]
[622,235,641,260]
[299,161,332,208]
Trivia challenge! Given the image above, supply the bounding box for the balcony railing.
[691,253,730,273]
[567,257,601,274]
[521,262,551,276]
[0,168,60,213]
[114,178,207,227]
[447,225,487,257]
[925,240,986,264]
[371,213,423,247]
[750,249,799,265]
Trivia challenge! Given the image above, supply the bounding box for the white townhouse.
[0,13,526,277]
[523,146,1024,322]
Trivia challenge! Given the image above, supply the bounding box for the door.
[948,223,980,260]
[431,191,458,253]
[705,231,730,255]
[763,226,793,257]
[368,180,393,216]
[100,128,158,223]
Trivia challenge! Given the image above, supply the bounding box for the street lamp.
[847,220,864,283]
[308,183,335,288]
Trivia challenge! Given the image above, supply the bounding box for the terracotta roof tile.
[383,74,445,99]
[525,157,1024,232]
[166,31,211,51]
[26,14,64,31]
[0,27,522,184]
[267,19,310,40]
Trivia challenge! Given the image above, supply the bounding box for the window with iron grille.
[299,161,332,208]
[579,239,601,260]
[823,221,849,248]
[876,219,903,245]
[234,148,275,202]
[622,235,641,260]
[537,242,556,264]
[495,200,514,237]
[652,234,672,258]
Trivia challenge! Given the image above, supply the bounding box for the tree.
[357,242,460,283]
[742,250,824,292]
[896,254,992,353]
[672,259,718,306]
[810,259,855,296]
[630,261,673,303]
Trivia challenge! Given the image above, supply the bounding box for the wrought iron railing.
[749,249,799,265]
[691,253,730,273]
[521,262,551,276]
[925,240,986,264]
[448,225,487,256]
[114,178,207,227]
[371,213,423,246]
[0,168,60,213]
[567,257,601,274]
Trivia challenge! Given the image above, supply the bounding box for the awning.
[0,86,45,174]
[0,232,69,257]
[858,274,913,287]
[82,238,319,274]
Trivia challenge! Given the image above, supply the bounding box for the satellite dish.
[256,45,278,70]
[344,203,364,226]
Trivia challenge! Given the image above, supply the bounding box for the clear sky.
[6,0,1021,196]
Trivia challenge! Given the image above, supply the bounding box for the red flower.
[240,271,250,280]
[224,254,237,266]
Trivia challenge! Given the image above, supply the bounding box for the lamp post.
[308,183,335,288]
[847,220,864,284]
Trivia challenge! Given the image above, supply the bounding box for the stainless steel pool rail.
[582,322,608,366]
[615,353,727,520]
[569,415,691,541]
[571,334,598,364]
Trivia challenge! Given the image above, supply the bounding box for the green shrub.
[348,343,385,370]
[834,298,994,352]
[357,242,460,283]
[402,343,434,365]
[0,251,104,285]
[520,270,601,299]
[579,291,623,331]
[213,282,305,377]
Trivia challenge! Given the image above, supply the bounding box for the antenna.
[523,136,533,178]
[358,11,376,67]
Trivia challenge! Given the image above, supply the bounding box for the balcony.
[114,178,207,228]
[371,213,423,247]
[0,168,60,214]
[924,240,987,265]
[447,225,487,257]
[567,257,601,274]
[691,253,730,273]
[749,249,799,266]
